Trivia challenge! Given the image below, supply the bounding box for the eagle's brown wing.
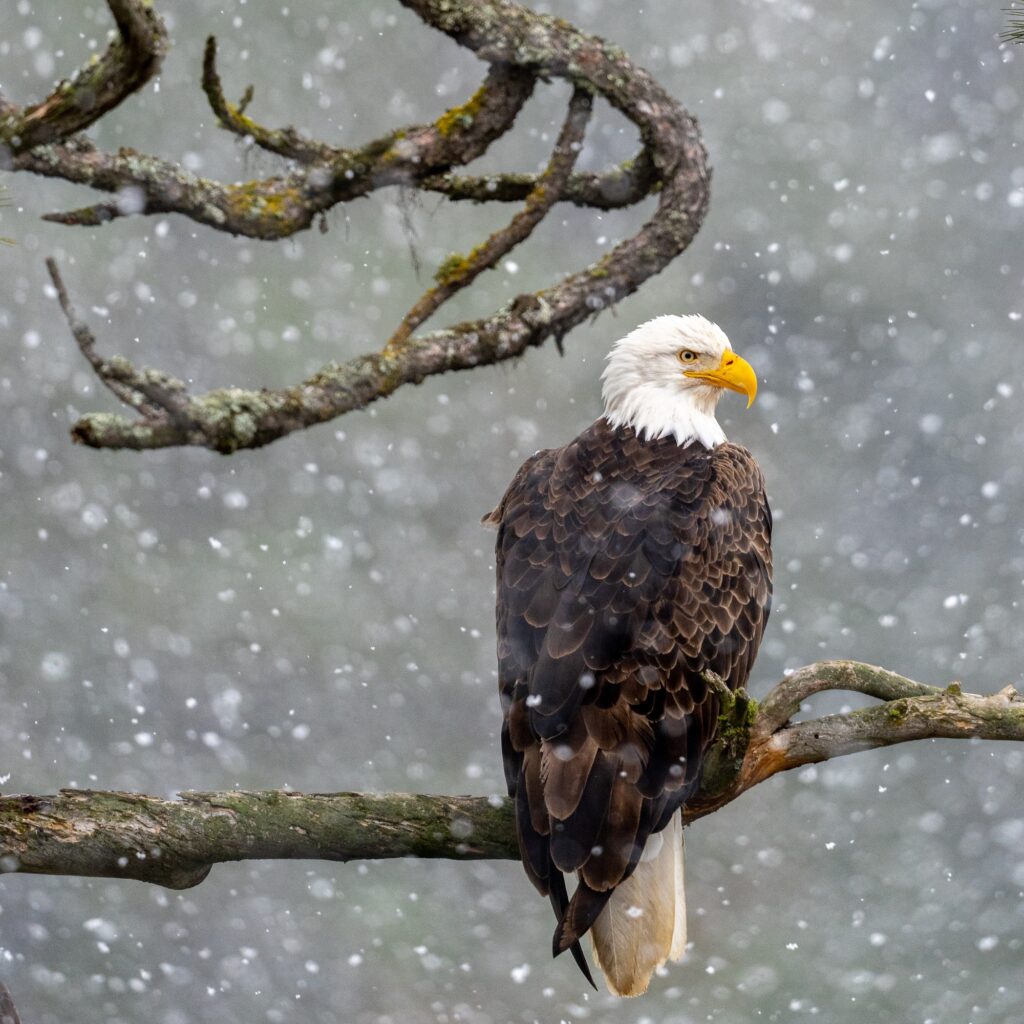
[490,419,772,973]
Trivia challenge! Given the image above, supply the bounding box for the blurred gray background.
[2,0,1023,1021]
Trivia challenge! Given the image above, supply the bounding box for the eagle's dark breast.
[490,418,773,958]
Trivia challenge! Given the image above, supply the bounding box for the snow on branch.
[11,0,710,453]
[2,661,1021,888]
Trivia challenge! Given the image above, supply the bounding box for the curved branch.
[45,258,185,420]
[3,662,1021,887]
[752,660,943,738]
[0,0,166,155]
[39,0,709,453]
[201,35,338,164]
[200,34,537,177]
[19,59,536,239]
[690,661,1024,818]
[385,87,592,350]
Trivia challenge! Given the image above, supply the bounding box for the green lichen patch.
[435,84,490,137]
[434,251,471,285]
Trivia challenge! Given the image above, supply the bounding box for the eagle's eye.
[678,349,698,363]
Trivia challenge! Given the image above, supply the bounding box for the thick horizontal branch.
[0,791,515,889]
[3,662,1021,887]
[0,0,166,156]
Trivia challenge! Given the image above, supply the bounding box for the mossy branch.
[3,661,1022,887]
[14,0,707,453]
[0,0,166,155]
[201,35,338,164]
[23,58,536,239]
[419,150,657,210]
[384,87,593,352]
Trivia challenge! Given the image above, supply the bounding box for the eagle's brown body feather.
[488,417,772,991]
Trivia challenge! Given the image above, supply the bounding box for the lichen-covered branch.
[20,58,536,239]
[420,150,657,210]
[3,661,1021,888]
[689,661,1024,818]
[0,0,166,156]
[14,0,707,453]
[0,791,516,890]
[201,35,338,164]
[385,87,592,350]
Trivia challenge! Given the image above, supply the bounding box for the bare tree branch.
[0,0,166,156]
[11,0,707,454]
[0,791,515,889]
[385,87,593,351]
[200,35,339,164]
[46,258,192,437]
[21,58,536,238]
[689,662,1024,819]
[420,150,657,209]
[3,662,1021,888]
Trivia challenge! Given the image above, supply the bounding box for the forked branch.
[11,0,709,453]
[384,87,593,351]
[3,661,1021,888]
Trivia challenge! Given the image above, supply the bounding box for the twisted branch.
[384,87,593,351]
[3,662,1021,888]
[10,0,709,453]
[0,0,166,156]
[200,35,340,164]
[22,57,536,238]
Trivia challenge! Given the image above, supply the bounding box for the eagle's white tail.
[589,811,687,997]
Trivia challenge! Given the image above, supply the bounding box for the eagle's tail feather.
[548,870,597,989]
[552,881,612,954]
[589,811,687,997]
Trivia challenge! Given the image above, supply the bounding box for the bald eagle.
[485,316,773,996]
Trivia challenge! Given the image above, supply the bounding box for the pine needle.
[1001,6,1024,46]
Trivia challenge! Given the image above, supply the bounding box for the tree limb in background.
[3,661,1021,888]
[22,55,537,238]
[0,0,166,155]
[46,258,189,422]
[384,87,593,352]
[8,0,709,453]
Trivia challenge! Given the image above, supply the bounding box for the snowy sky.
[1,1,1023,1021]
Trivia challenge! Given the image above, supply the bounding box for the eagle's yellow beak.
[684,351,758,408]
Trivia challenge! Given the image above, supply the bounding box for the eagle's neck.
[602,383,726,449]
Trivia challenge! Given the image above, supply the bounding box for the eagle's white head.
[601,314,758,448]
